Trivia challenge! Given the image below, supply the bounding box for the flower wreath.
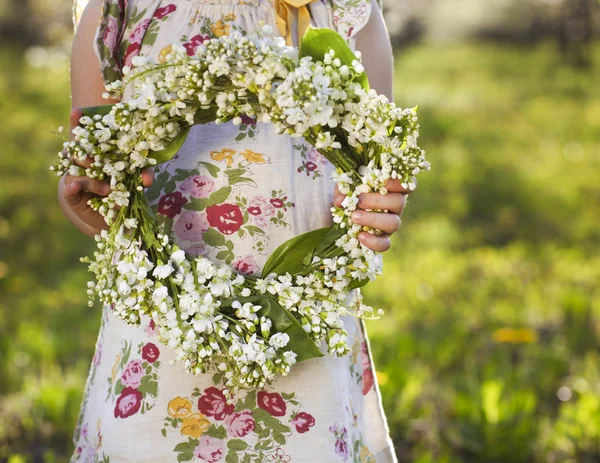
[52,26,429,396]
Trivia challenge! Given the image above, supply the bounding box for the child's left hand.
[333,179,411,252]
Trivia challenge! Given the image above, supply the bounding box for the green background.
[1,1,599,462]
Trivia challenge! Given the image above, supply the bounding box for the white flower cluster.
[51,26,428,394]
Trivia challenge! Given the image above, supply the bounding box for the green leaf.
[161,428,167,437]
[245,225,265,236]
[272,432,286,445]
[174,442,196,452]
[149,126,191,165]
[207,186,232,206]
[261,226,343,277]
[216,250,230,261]
[138,377,158,397]
[113,379,124,397]
[203,228,226,247]
[205,424,228,440]
[229,176,256,186]
[177,452,194,463]
[225,168,246,177]
[227,439,249,451]
[299,27,369,90]
[80,104,114,120]
[186,197,210,211]
[220,295,323,362]
[199,161,220,178]
[281,392,295,400]
[226,450,239,463]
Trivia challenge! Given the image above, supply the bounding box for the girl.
[60,0,408,461]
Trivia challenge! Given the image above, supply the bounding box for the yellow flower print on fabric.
[211,20,230,37]
[168,397,193,418]
[158,45,173,64]
[180,412,211,438]
[240,149,269,164]
[359,445,376,462]
[210,148,236,166]
[111,352,122,383]
[224,13,237,21]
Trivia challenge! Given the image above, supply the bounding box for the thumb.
[70,108,83,130]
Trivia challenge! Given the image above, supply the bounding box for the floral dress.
[71,0,397,462]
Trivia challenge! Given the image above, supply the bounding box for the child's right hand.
[62,108,154,233]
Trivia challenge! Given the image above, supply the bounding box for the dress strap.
[274,0,316,47]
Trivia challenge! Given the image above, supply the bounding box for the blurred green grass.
[0,41,599,462]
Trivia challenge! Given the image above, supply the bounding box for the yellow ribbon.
[274,0,316,47]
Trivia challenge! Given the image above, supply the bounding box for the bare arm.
[355,0,394,101]
[334,1,404,253]
[58,0,152,238]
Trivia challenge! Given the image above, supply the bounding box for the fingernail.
[102,185,111,195]
[352,211,362,222]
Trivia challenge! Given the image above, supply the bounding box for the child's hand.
[62,108,154,233]
[333,179,411,252]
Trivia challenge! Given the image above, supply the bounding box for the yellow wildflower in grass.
[210,148,236,166]
[224,13,237,21]
[158,45,173,63]
[492,327,538,344]
[180,412,211,438]
[240,149,269,164]
[168,396,193,418]
[359,445,376,463]
[211,19,230,37]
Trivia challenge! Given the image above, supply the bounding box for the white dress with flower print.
[72,0,397,462]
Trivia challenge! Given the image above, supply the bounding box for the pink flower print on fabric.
[248,195,275,227]
[179,175,215,198]
[329,421,350,461]
[175,211,210,241]
[123,18,151,67]
[121,359,144,388]
[102,17,119,55]
[187,243,209,257]
[232,255,259,275]
[224,409,256,438]
[194,435,225,463]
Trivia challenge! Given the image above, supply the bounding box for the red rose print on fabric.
[183,34,210,56]
[179,175,215,198]
[114,387,142,418]
[206,203,243,235]
[153,3,176,19]
[197,387,234,420]
[257,391,286,417]
[121,359,144,388]
[144,319,156,337]
[360,341,374,395]
[240,114,257,125]
[175,211,210,241]
[194,435,225,463]
[224,409,256,438]
[158,192,187,218]
[291,411,315,433]
[123,42,141,68]
[270,198,284,209]
[232,255,259,275]
[141,342,160,363]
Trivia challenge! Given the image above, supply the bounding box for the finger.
[141,168,154,188]
[385,178,414,194]
[357,192,407,215]
[358,232,391,252]
[65,174,110,196]
[69,156,94,169]
[351,210,401,234]
[63,182,109,230]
